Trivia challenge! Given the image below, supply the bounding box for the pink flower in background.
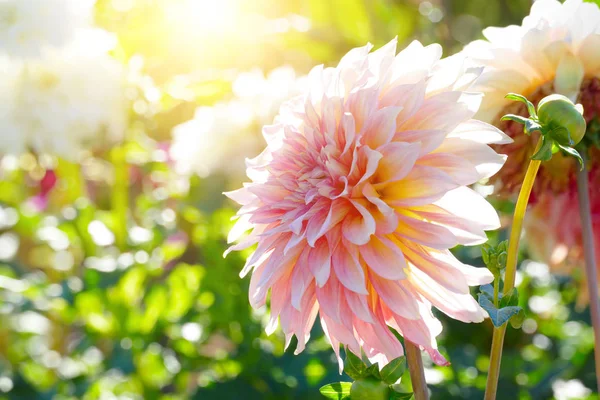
[525,166,600,305]
[226,38,510,368]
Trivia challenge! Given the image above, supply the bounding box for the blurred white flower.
[170,66,306,178]
[0,0,95,59]
[552,379,591,400]
[0,30,127,158]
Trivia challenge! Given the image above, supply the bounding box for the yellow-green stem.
[406,340,429,400]
[484,139,542,400]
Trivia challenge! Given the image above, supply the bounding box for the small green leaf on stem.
[509,308,526,329]
[345,350,367,380]
[558,144,585,170]
[499,287,519,308]
[505,93,537,118]
[501,114,529,125]
[478,293,523,328]
[531,137,554,161]
[320,382,352,399]
[525,119,543,135]
[380,356,406,384]
[365,363,382,380]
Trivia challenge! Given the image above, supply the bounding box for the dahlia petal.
[578,34,600,75]
[291,248,314,310]
[308,237,332,287]
[344,291,374,323]
[417,152,480,186]
[435,137,507,180]
[435,187,501,231]
[373,142,421,184]
[554,52,584,101]
[362,183,399,234]
[332,243,368,294]
[369,270,420,319]
[383,166,458,207]
[401,244,470,294]
[409,265,487,323]
[395,213,458,250]
[342,199,376,245]
[359,235,407,280]
[362,106,402,148]
[449,120,512,145]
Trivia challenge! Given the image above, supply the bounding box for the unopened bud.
[350,378,390,400]
[537,94,586,146]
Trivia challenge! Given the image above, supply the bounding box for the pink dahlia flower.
[225,38,510,368]
[525,165,600,305]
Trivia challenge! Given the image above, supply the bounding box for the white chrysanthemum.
[0,0,95,58]
[170,67,306,177]
[0,30,127,158]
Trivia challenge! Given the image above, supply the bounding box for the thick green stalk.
[484,138,542,400]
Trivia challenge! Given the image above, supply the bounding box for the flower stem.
[484,138,542,400]
[576,154,600,393]
[405,340,428,400]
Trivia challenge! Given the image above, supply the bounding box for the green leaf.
[505,93,537,118]
[510,308,526,329]
[500,287,519,308]
[344,350,367,380]
[558,144,585,170]
[390,391,414,400]
[380,356,406,384]
[479,284,495,301]
[365,363,381,380]
[531,137,554,161]
[320,382,352,399]
[500,114,529,125]
[481,244,490,266]
[525,119,543,135]
[478,293,523,328]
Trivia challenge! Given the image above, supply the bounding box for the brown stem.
[405,340,429,400]
[576,157,600,393]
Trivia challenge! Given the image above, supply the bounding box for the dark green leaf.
[500,287,519,308]
[558,144,585,170]
[320,382,352,399]
[478,293,523,328]
[365,364,381,380]
[380,356,406,384]
[500,114,529,125]
[531,137,554,161]
[505,93,537,118]
[344,350,367,380]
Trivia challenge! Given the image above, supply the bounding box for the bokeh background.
[1,0,599,399]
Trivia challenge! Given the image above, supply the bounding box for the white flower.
[0,0,95,58]
[464,0,600,121]
[0,30,127,158]
[170,67,306,178]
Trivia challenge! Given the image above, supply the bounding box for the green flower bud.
[537,94,586,146]
[350,378,390,400]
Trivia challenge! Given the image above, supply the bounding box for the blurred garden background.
[1,0,599,399]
